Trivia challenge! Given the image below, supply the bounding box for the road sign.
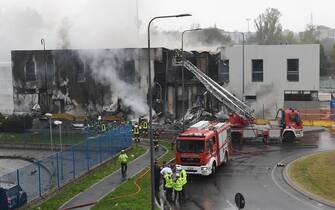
[235,192,245,209]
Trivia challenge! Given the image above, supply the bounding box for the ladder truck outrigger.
[173,55,303,143]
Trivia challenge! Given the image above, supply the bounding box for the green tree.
[254,8,283,44]
[320,44,328,76]
[299,24,319,44]
[193,27,232,45]
[283,30,298,44]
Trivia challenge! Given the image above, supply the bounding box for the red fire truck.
[175,121,233,176]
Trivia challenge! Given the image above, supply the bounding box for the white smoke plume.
[81,50,149,116]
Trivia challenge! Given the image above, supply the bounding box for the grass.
[289,150,335,203]
[92,140,175,210]
[28,144,146,210]
[0,131,86,145]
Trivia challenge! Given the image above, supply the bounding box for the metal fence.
[0,123,132,204]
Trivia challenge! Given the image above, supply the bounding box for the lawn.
[289,150,335,203]
[0,131,86,145]
[92,140,175,210]
[28,144,146,210]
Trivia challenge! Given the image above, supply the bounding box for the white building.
[219,44,320,118]
[0,61,14,115]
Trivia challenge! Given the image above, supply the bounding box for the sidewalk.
[59,145,166,210]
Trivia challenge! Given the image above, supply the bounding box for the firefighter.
[164,172,173,203]
[176,164,187,201]
[153,129,159,151]
[133,123,140,142]
[173,173,183,205]
[142,120,148,134]
[118,150,128,177]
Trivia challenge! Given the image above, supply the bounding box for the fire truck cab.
[175,121,232,176]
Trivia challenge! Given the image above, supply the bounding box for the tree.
[254,8,283,44]
[299,24,319,44]
[320,44,328,76]
[192,27,232,46]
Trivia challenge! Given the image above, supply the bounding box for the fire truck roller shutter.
[218,129,227,164]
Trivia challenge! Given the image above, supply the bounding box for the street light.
[54,120,63,180]
[181,28,202,131]
[147,13,191,210]
[54,120,63,152]
[241,32,245,96]
[45,113,53,152]
[41,38,48,111]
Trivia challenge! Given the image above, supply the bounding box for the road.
[183,130,335,210]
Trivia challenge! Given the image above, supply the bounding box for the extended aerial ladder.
[173,57,255,121]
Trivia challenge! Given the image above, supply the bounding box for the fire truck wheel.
[211,162,216,175]
[283,132,295,142]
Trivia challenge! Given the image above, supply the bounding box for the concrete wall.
[220,44,320,118]
[0,62,14,114]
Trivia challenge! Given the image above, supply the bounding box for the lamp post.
[41,38,48,111]
[181,28,202,131]
[147,13,191,210]
[54,120,63,180]
[45,113,53,152]
[54,120,63,152]
[241,32,245,96]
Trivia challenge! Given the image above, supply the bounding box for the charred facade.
[11,48,222,119]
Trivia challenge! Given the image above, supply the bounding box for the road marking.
[271,155,323,210]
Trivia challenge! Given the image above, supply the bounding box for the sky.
[0,0,334,60]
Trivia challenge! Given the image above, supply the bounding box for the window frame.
[287,58,299,82]
[252,59,263,82]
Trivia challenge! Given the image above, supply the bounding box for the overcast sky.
[0,0,334,60]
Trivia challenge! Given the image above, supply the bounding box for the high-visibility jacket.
[173,177,183,191]
[180,169,187,185]
[133,126,139,135]
[118,154,128,164]
[164,173,173,188]
[142,121,148,129]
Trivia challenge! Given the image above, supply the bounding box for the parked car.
[0,183,27,210]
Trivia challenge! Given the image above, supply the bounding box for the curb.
[283,152,335,208]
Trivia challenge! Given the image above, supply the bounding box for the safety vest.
[118,154,128,164]
[133,126,139,135]
[142,121,148,129]
[164,174,173,188]
[180,169,187,185]
[173,177,183,191]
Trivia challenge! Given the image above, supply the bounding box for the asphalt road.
[182,130,335,210]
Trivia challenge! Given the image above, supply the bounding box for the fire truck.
[173,56,303,144]
[175,121,232,176]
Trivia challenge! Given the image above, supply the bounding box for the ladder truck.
[173,55,303,144]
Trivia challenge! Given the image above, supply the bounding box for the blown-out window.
[25,59,36,82]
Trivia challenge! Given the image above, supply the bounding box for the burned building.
[11,48,222,119]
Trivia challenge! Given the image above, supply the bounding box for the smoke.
[57,17,72,49]
[80,50,149,116]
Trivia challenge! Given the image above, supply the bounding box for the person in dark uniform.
[154,160,161,202]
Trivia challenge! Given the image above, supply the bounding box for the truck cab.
[175,121,232,176]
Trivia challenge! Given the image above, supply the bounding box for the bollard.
[16,169,20,206]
